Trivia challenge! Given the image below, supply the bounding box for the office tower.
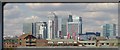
[67,22,80,39]
[79,17,82,34]
[53,13,58,38]
[72,16,82,34]
[32,23,36,37]
[48,12,58,39]
[68,15,73,22]
[67,15,83,39]
[103,24,116,37]
[48,20,54,39]
[61,18,68,36]
[34,22,47,39]
[23,23,33,34]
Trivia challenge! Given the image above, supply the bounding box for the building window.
[92,43,94,45]
[88,43,91,45]
[84,43,87,45]
[101,43,104,45]
[106,43,109,45]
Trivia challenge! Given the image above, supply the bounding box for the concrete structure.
[78,41,96,47]
[103,24,116,37]
[33,22,47,39]
[48,20,54,39]
[98,39,118,47]
[48,12,58,39]
[47,39,78,46]
[78,39,118,47]
[53,13,58,38]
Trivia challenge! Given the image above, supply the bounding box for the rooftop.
[48,39,76,42]
[18,33,31,39]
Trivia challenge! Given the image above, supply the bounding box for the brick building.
[3,38,18,48]
[36,39,48,46]
[17,33,48,47]
[17,33,37,47]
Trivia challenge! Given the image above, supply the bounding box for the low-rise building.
[78,41,96,47]
[78,39,118,47]
[17,33,37,47]
[47,39,78,46]
[17,33,49,47]
[36,39,48,46]
[98,39,118,47]
[4,38,18,48]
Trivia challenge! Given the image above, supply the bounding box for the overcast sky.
[4,3,118,37]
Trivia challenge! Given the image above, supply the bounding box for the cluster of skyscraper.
[23,13,117,40]
[23,22,48,39]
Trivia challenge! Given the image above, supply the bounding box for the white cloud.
[4,5,20,17]
[4,3,118,36]
[25,3,43,9]
[85,3,118,11]
[26,3,63,9]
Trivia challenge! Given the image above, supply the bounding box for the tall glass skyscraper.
[33,22,47,39]
[67,15,82,39]
[103,24,116,37]
[54,14,58,38]
[68,15,73,22]
[23,23,33,34]
[48,12,58,39]
[67,22,81,39]
[23,22,47,39]
[48,20,54,39]
[72,16,82,34]
[61,18,68,36]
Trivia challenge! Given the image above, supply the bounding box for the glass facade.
[34,22,47,39]
[67,22,79,38]
[61,18,68,36]
[103,24,116,37]
[23,23,33,34]
[68,15,73,22]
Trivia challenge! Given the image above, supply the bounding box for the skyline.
[4,3,118,37]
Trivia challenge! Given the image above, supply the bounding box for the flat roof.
[48,39,76,42]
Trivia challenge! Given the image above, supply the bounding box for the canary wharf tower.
[48,12,58,39]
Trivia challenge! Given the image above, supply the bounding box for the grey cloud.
[4,3,118,36]
[28,3,87,11]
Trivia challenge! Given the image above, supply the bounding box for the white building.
[48,20,54,39]
[34,22,47,39]
[48,12,59,39]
